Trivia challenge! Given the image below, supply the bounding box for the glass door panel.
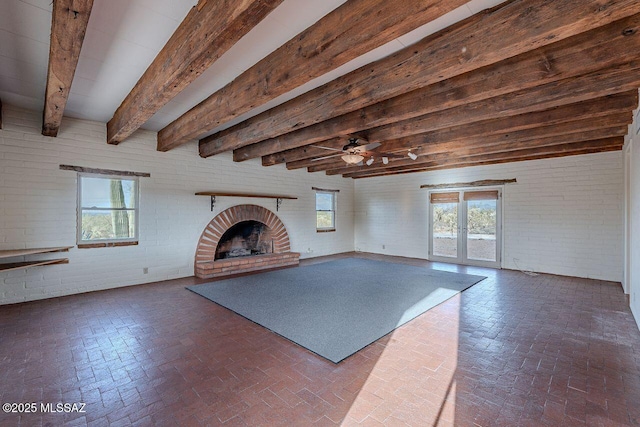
[466,199,497,262]
[432,202,458,258]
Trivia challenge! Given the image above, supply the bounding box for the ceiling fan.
[311,137,419,166]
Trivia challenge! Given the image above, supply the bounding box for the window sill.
[78,241,138,249]
[316,229,336,233]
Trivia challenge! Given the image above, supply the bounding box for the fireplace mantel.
[195,191,297,211]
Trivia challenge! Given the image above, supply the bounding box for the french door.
[429,189,501,268]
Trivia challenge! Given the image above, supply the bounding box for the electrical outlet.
[382,244,386,249]
[307,248,313,253]
[143,267,149,274]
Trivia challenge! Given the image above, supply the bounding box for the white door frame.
[428,187,503,268]
[624,142,632,294]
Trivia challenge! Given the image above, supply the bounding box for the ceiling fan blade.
[310,145,344,152]
[360,142,381,151]
[310,153,343,161]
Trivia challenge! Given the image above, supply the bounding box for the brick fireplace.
[194,204,299,279]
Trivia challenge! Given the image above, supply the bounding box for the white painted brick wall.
[0,105,355,304]
[354,152,624,282]
[0,103,628,304]
[626,97,640,327]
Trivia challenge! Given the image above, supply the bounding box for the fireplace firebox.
[215,220,273,260]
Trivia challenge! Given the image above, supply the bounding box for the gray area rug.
[187,258,485,363]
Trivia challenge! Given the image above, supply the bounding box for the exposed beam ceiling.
[42,0,94,137]
[241,13,640,162]
[199,0,640,158]
[264,91,638,166]
[6,0,640,178]
[274,65,640,173]
[106,0,285,145]
[157,0,469,152]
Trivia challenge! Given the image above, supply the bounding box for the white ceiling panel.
[0,0,51,110]
[0,0,52,44]
[0,54,46,85]
[86,0,190,50]
[466,0,507,14]
[0,29,50,68]
[0,74,44,102]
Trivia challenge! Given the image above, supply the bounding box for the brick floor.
[0,253,639,426]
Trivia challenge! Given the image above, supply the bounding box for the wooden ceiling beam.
[42,0,94,137]
[240,13,640,161]
[200,0,640,158]
[323,125,629,175]
[344,138,624,179]
[156,0,469,151]
[281,93,637,169]
[106,0,285,145]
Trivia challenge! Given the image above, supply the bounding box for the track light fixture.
[382,156,389,165]
[366,157,374,166]
[407,151,417,160]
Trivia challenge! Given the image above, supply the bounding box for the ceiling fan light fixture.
[382,156,389,165]
[408,151,418,160]
[366,157,374,166]
[342,153,365,164]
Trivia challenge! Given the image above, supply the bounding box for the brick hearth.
[195,252,300,279]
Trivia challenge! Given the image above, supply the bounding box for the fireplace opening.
[214,220,273,260]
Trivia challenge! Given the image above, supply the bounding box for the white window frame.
[77,173,140,245]
[315,190,336,231]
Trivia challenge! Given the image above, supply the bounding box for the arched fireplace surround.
[194,204,299,279]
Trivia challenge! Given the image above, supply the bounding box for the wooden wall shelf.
[0,246,73,259]
[0,259,69,273]
[0,246,73,272]
[195,192,297,212]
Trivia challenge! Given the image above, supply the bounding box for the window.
[316,191,336,231]
[78,174,139,246]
